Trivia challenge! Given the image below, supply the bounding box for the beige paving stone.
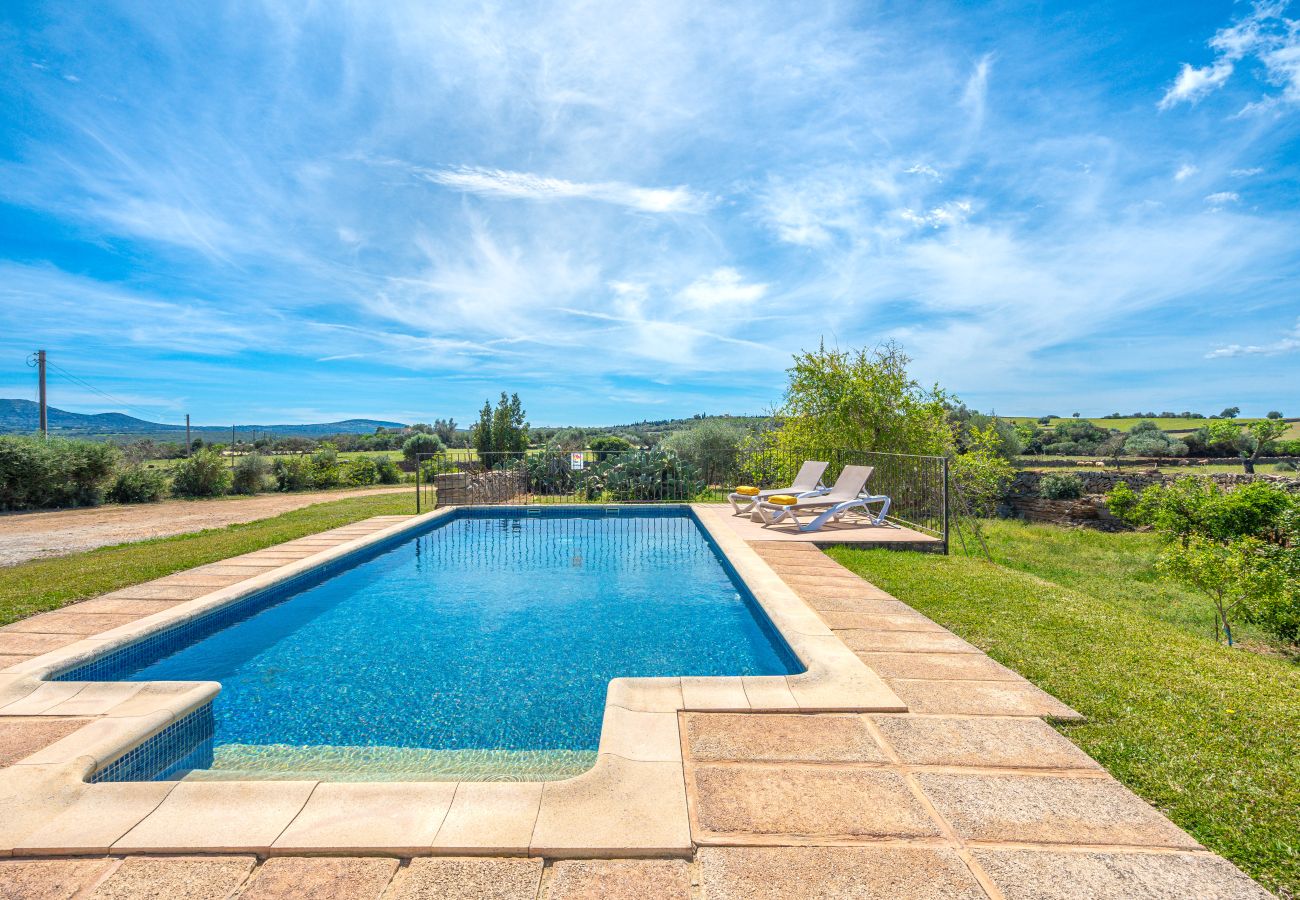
[0,763,90,850]
[917,772,1199,847]
[43,683,145,716]
[1,613,143,636]
[241,856,399,900]
[0,655,29,670]
[606,677,683,712]
[691,763,940,840]
[183,564,277,576]
[681,676,750,711]
[114,780,317,852]
[872,715,1101,770]
[819,610,946,631]
[857,651,1021,681]
[972,848,1273,900]
[149,573,249,587]
[14,781,176,854]
[684,713,887,764]
[598,707,681,762]
[102,682,215,718]
[0,858,116,900]
[272,782,456,853]
[803,596,916,614]
[888,679,1082,719]
[433,782,543,853]
[102,583,215,600]
[838,630,979,654]
[0,632,80,656]
[532,757,691,855]
[739,676,798,710]
[547,859,692,900]
[90,855,255,900]
[388,857,542,900]
[0,717,90,767]
[0,682,87,716]
[697,845,988,899]
[59,598,184,616]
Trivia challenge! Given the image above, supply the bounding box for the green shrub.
[374,455,402,484]
[576,449,703,501]
[588,435,633,461]
[1104,481,1140,521]
[171,450,232,498]
[310,445,341,488]
[231,454,269,495]
[661,421,745,483]
[107,466,167,504]
[1040,472,1085,500]
[342,457,379,486]
[402,433,444,463]
[1275,460,1297,472]
[272,456,315,491]
[0,436,119,510]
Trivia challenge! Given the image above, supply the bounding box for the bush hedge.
[107,466,168,504]
[0,436,120,510]
[171,449,232,498]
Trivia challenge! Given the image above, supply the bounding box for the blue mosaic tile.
[91,703,215,783]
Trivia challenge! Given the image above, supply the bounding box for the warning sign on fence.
[570,452,584,471]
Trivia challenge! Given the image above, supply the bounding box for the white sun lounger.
[753,464,891,532]
[727,460,830,515]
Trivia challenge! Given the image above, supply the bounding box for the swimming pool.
[60,507,800,781]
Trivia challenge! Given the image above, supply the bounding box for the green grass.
[827,521,1299,896]
[0,492,417,627]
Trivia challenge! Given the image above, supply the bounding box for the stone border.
[0,506,903,857]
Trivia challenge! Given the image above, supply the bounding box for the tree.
[1160,536,1285,646]
[776,341,951,455]
[1208,418,1289,473]
[948,423,1015,515]
[472,400,493,459]
[408,423,434,434]
[1266,410,1283,420]
[1220,406,1241,419]
[473,393,528,465]
[433,419,458,447]
[1122,421,1188,458]
[403,433,444,463]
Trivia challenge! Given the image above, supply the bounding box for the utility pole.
[231,425,237,470]
[186,415,191,457]
[37,350,47,438]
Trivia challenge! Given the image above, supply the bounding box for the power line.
[44,360,178,425]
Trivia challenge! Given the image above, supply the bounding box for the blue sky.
[1,1,1297,427]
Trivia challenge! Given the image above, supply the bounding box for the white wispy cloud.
[905,163,942,179]
[901,200,973,229]
[1207,318,1300,357]
[1160,1,1300,111]
[1174,163,1198,181]
[677,268,767,309]
[421,166,712,214]
[1231,166,1265,176]
[1205,191,1241,206]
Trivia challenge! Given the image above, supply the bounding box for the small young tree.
[472,400,494,461]
[1159,536,1283,646]
[403,433,444,464]
[1208,418,1289,473]
[432,418,458,447]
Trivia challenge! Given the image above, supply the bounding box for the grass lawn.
[0,492,417,628]
[827,520,1299,896]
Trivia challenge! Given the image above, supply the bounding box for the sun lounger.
[727,460,829,515]
[753,464,891,532]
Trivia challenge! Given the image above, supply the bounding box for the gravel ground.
[0,486,408,567]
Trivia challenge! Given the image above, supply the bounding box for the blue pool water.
[66,509,798,775]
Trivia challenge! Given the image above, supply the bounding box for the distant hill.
[0,399,405,440]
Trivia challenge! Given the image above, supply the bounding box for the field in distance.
[1008,416,1300,436]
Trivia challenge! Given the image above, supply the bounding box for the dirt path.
[0,486,408,567]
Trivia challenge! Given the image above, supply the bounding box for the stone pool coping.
[0,505,903,858]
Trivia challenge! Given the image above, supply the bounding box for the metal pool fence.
[415,447,949,547]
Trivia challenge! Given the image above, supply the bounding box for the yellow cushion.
[767,495,798,506]
[735,485,761,496]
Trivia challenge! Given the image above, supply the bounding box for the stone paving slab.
[53,598,184,617]
[683,713,888,764]
[14,781,175,855]
[803,595,918,614]
[0,613,144,636]
[240,857,399,900]
[113,780,317,853]
[546,859,693,899]
[433,781,543,854]
[89,855,255,900]
[697,846,989,900]
[971,849,1274,900]
[916,773,1200,848]
[387,857,543,900]
[272,782,456,853]
[887,679,1082,719]
[838,630,981,654]
[0,633,80,657]
[818,610,947,631]
[0,857,116,900]
[0,718,89,767]
[870,715,1101,770]
[690,763,940,840]
[857,652,1022,682]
